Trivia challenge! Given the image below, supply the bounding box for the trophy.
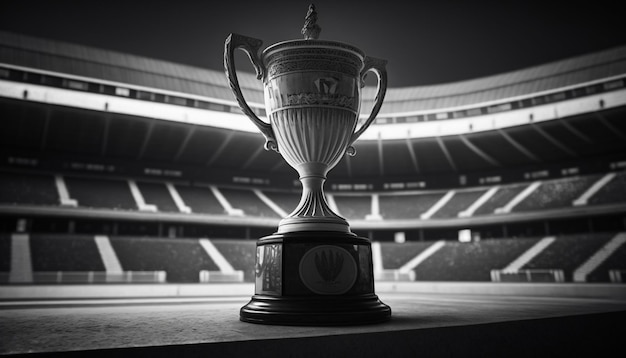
[225,4,391,325]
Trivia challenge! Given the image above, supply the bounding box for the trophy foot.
[240,231,391,326]
[277,216,350,233]
[240,294,391,326]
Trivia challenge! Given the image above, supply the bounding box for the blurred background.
[1,0,625,288]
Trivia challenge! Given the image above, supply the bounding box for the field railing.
[491,269,565,283]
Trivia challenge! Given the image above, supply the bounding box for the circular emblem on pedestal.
[299,245,357,295]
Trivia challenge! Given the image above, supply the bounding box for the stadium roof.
[2,30,626,114]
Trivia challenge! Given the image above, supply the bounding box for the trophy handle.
[224,33,278,152]
[347,56,388,156]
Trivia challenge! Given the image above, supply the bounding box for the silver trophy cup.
[225,5,391,325]
[224,33,386,234]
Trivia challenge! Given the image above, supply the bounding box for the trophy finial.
[301,4,321,40]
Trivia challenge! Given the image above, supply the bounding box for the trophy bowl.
[224,5,390,325]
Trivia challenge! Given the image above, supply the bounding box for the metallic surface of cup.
[224,9,387,233]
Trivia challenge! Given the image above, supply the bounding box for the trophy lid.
[262,4,365,59]
[301,4,321,40]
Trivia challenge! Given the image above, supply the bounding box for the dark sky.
[1,0,625,87]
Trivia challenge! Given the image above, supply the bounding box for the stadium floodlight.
[224,4,390,325]
[458,229,472,243]
[394,231,406,243]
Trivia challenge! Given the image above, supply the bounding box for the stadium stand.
[1,231,624,283]
[520,233,615,281]
[30,234,104,271]
[473,183,529,216]
[431,189,488,218]
[0,31,625,285]
[513,175,601,212]
[379,241,434,269]
[220,188,280,218]
[379,192,445,219]
[588,170,626,205]
[211,239,257,282]
[0,169,624,227]
[136,181,180,212]
[587,234,626,282]
[109,237,219,282]
[174,184,224,215]
[412,238,541,281]
[334,195,372,220]
[260,190,300,215]
[0,171,59,206]
[64,176,137,210]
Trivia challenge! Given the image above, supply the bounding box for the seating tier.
[0,171,58,206]
[175,185,224,214]
[137,182,179,212]
[109,237,219,282]
[589,171,626,205]
[431,189,488,218]
[334,195,371,220]
[379,192,444,219]
[211,239,257,282]
[380,241,434,269]
[30,234,105,271]
[65,177,136,210]
[522,233,615,281]
[514,175,600,212]
[220,188,279,218]
[412,238,540,281]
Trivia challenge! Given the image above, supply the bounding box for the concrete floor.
[1,286,625,357]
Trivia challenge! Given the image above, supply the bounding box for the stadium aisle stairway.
[574,232,626,282]
[588,170,626,205]
[587,233,626,282]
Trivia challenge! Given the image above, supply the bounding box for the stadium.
[1,28,626,356]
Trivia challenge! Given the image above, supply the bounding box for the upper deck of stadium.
[1,30,625,115]
[1,30,625,186]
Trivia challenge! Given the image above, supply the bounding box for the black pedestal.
[240,231,391,325]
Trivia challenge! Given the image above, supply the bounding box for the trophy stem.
[278,175,350,233]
